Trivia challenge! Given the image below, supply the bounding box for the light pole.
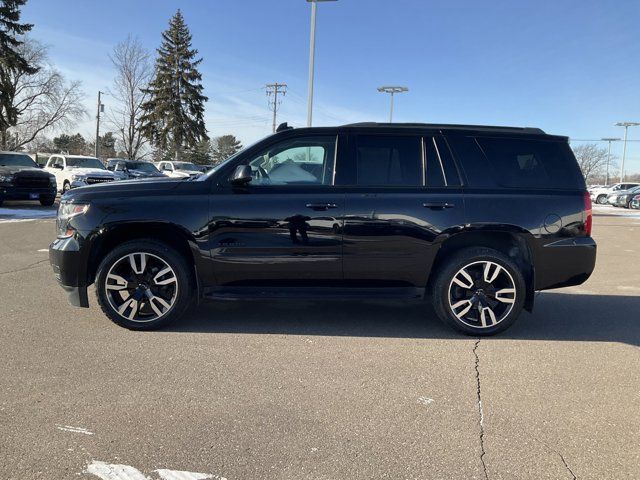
[614,122,640,182]
[377,86,408,122]
[601,138,620,186]
[306,0,337,127]
[95,91,105,158]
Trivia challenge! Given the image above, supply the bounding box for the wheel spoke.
[483,262,501,284]
[495,288,516,304]
[128,253,147,275]
[451,299,473,318]
[118,297,139,320]
[480,306,497,327]
[106,273,128,291]
[146,290,171,317]
[452,268,474,289]
[153,266,177,286]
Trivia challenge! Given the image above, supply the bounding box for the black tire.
[430,247,526,336]
[95,239,193,330]
[596,194,607,205]
[40,196,55,206]
[62,181,70,193]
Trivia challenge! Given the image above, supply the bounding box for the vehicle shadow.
[169,292,640,347]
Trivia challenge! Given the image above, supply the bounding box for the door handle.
[423,202,455,210]
[306,203,338,211]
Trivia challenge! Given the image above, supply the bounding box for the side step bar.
[202,286,425,302]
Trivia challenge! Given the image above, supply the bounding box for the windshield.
[173,162,199,171]
[66,157,106,169]
[0,153,37,167]
[127,162,159,173]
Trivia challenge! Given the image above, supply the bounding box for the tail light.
[583,191,592,236]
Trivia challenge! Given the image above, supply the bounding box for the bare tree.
[107,35,152,159]
[1,38,86,150]
[572,143,613,184]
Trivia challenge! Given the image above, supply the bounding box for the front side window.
[355,135,421,186]
[247,136,336,186]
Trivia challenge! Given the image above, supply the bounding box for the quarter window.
[355,135,421,186]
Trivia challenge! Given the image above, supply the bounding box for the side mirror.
[230,165,252,185]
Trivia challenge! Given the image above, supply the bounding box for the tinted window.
[66,157,105,169]
[476,137,584,189]
[248,136,336,186]
[424,137,461,187]
[356,135,421,186]
[446,136,495,187]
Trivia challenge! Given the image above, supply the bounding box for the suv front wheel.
[431,247,526,336]
[95,240,192,330]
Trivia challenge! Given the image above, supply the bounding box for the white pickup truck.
[155,161,202,179]
[45,154,117,193]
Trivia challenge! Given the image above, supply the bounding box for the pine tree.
[212,134,242,164]
[140,10,208,160]
[0,0,39,147]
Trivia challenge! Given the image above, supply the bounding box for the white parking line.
[37,248,48,252]
[56,424,94,435]
[85,461,226,480]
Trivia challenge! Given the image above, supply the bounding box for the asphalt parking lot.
[0,203,638,480]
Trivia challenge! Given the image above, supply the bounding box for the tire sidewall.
[432,248,526,336]
[95,240,192,330]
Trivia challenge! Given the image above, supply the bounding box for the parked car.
[155,161,202,178]
[0,151,57,206]
[607,185,640,208]
[106,159,166,180]
[49,122,596,336]
[630,194,640,209]
[44,154,117,193]
[590,182,640,205]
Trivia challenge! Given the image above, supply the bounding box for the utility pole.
[615,122,640,182]
[377,86,409,122]
[601,138,620,186]
[266,83,287,133]
[95,91,105,158]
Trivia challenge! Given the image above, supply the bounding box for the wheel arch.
[428,228,536,311]
[86,221,201,294]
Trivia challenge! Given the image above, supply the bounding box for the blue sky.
[22,0,640,171]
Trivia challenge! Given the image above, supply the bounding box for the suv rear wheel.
[596,194,608,205]
[431,247,526,336]
[95,240,192,330]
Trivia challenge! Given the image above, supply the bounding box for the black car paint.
[49,125,596,309]
[0,164,56,203]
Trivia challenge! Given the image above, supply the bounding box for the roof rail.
[341,122,545,134]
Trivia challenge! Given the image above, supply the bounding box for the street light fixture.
[601,138,620,186]
[377,86,408,123]
[306,0,337,127]
[614,122,640,182]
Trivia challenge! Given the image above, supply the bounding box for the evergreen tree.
[140,10,208,160]
[186,138,213,165]
[0,0,39,146]
[53,133,87,155]
[212,134,242,164]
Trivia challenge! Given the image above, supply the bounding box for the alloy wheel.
[448,260,516,329]
[104,252,178,323]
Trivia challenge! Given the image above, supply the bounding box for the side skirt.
[202,286,426,302]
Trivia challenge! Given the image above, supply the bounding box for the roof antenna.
[276,122,293,133]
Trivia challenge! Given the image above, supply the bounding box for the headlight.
[71,174,86,182]
[0,174,13,183]
[56,202,89,238]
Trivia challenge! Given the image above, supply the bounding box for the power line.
[266,83,287,133]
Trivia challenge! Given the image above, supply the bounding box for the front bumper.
[49,236,90,308]
[0,184,56,200]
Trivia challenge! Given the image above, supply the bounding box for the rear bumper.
[49,236,90,308]
[534,237,597,290]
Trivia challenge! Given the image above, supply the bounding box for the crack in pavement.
[474,339,489,480]
[0,259,49,276]
[530,436,577,479]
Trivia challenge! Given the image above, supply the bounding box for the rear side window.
[355,135,421,186]
[424,137,461,187]
[448,136,584,189]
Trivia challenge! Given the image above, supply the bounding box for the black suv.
[49,123,596,335]
[0,151,57,206]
